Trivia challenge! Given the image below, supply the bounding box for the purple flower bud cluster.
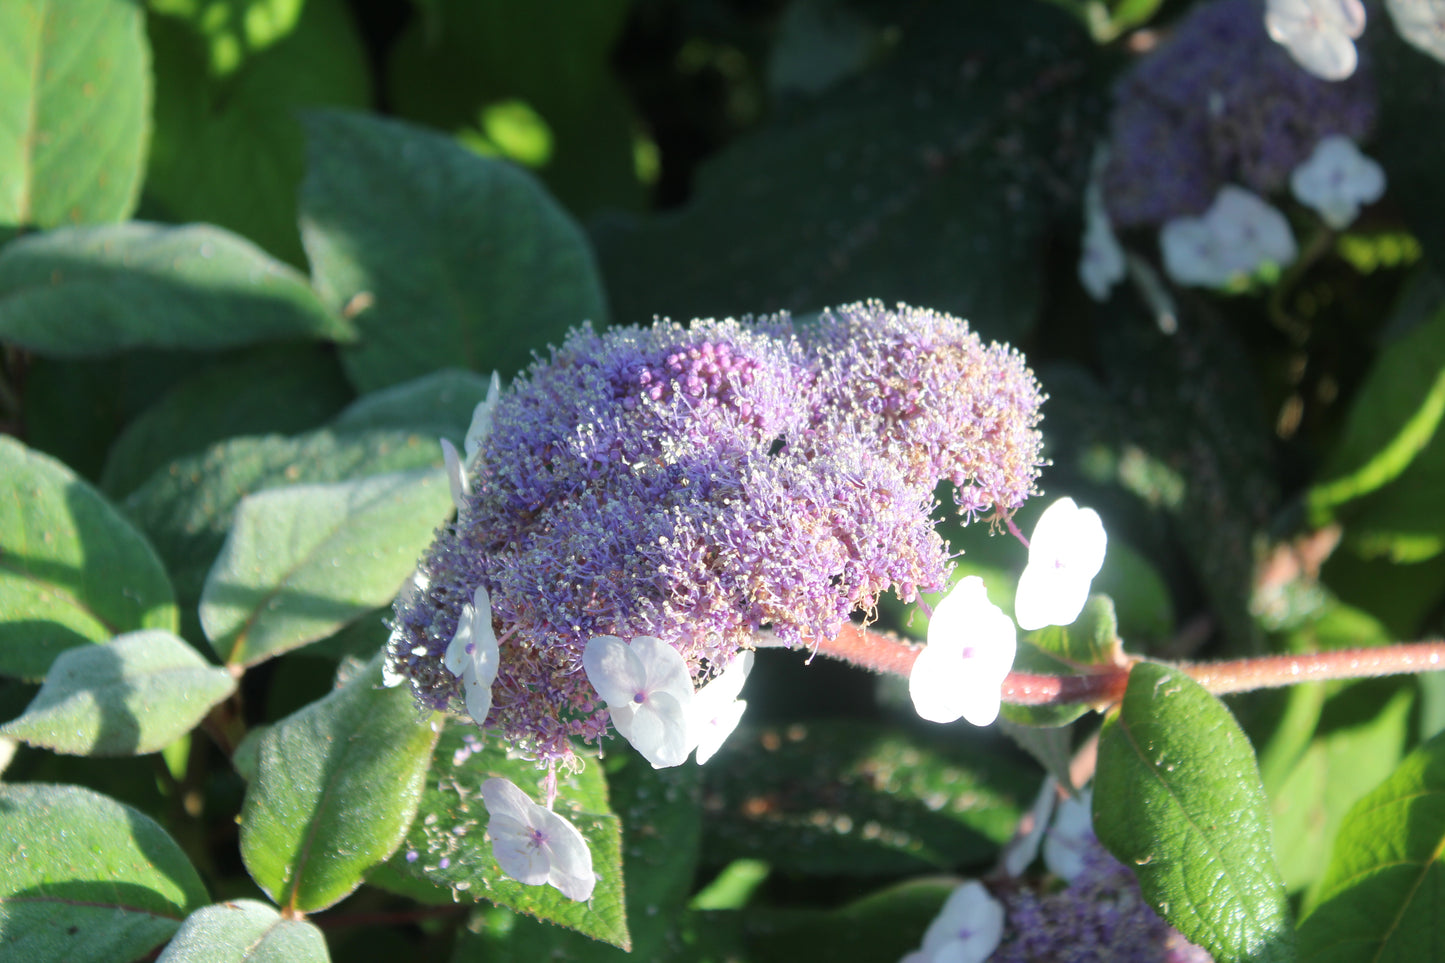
[1103,0,1376,229]
[992,837,1213,963]
[387,301,1045,762]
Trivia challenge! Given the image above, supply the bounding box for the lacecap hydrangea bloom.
[1101,0,1375,231]
[386,302,1046,764]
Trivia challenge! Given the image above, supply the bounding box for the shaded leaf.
[299,109,609,392]
[369,724,629,950]
[200,468,452,666]
[0,0,150,231]
[331,368,493,439]
[0,436,177,680]
[156,899,329,963]
[1094,662,1296,963]
[239,658,440,914]
[1297,730,1445,962]
[0,222,352,359]
[0,629,235,756]
[0,782,207,962]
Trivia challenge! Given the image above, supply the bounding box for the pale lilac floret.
[387,302,1046,764]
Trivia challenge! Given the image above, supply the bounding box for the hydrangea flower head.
[1103,0,1375,230]
[387,302,1046,764]
[909,576,1018,726]
[900,881,1005,963]
[481,777,596,901]
[1014,497,1108,630]
[1266,0,1366,81]
[1289,134,1386,228]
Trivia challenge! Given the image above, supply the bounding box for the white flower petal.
[443,602,477,677]
[1044,788,1095,882]
[440,438,469,513]
[909,577,1017,726]
[464,371,503,464]
[917,881,1006,963]
[628,636,695,705]
[626,688,691,768]
[693,699,747,765]
[583,635,646,706]
[688,652,754,764]
[538,809,596,901]
[1208,186,1298,274]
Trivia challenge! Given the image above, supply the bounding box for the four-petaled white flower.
[444,586,500,726]
[1266,0,1366,81]
[584,635,695,768]
[1014,497,1107,631]
[688,651,754,764]
[1161,186,1298,288]
[909,576,1017,727]
[1043,786,1095,882]
[1290,134,1386,229]
[481,777,596,901]
[900,881,1006,963]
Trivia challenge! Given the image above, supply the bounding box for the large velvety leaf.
[1094,662,1296,963]
[156,900,329,963]
[0,782,208,962]
[145,0,370,265]
[239,658,440,914]
[0,629,235,756]
[0,222,353,359]
[594,2,1101,340]
[369,724,629,950]
[200,468,452,667]
[1296,730,1445,962]
[0,436,177,680]
[387,0,644,217]
[0,0,150,231]
[122,428,442,621]
[99,346,354,498]
[701,719,1033,876]
[330,368,492,440]
[299,109,609,392]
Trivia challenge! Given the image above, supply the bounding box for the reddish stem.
[796,624,1445,710]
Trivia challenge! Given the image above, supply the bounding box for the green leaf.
[0,0,150,231]
[0,222,353,360]
[594,2,1100,340]
[330,368,494,439]
[200,468,453,666]
[0,436,178,680]
[156,899,329,963]
[298,109,609,392]
[1094,662,1296,963]
[1297,731,1445,962]
[0,782,208,962]
[123,427,442,622]
[459,756,702,962]
[387,0,644,217]
[701,719,1033,876]
[99,346,355,498]
[145,0,370,265]
[369,724,630,950]
[0,629,235,756]
[1001,597,1126,728]
[239,657,441,914]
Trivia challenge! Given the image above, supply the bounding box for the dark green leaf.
[145,0,370,265]
[0,436,177,680]
[0,629,235,756]
[0,222,353,359]
[122,427,442,622]
[330,368,493,439]
[0,782,208,962]
[156,899,329,963]
[200,468,452,667]
[1094,662,1296,963]
[1297,730,1445,962]
[99,346,355,498]
[701,719,1033,876]
[239,657,441,914]
[0,0,150,230]
[594,2,1101,340]
[369,724,629,950]
[298,109,609,392]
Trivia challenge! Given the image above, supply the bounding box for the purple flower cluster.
[1103,0,1376,229]
[992,838,1213,963]
[386,301,1045,762]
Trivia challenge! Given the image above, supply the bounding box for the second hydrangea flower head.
[386,301,1047,765]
